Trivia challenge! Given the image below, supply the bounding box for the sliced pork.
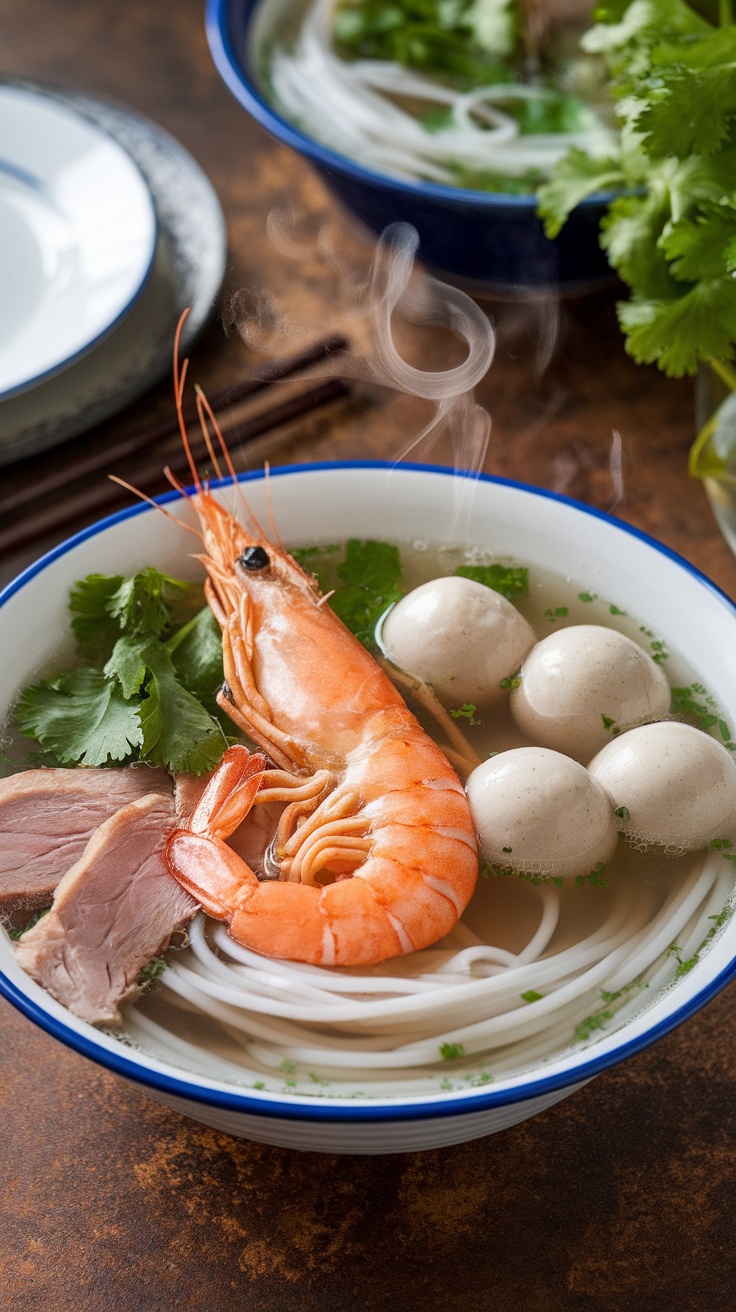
[14,792,196,1026]
[0,766,172,913]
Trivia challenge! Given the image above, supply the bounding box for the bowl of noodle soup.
[1,461,736,1154]
[206,0,619,293]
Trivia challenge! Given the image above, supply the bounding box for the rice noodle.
[265,0,615,188]
[124,854,734,1097]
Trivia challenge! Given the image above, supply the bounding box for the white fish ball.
[510,625,671,763]
[466,746,618,878]
[589,721,736,850]
[380,576,536,705]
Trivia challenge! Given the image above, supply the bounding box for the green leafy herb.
[5,907,51,941]
[544,606,569,622]
[454,563,528,600]
[614,805,630,821]
[17,569,227,775]
[449,702,479,724]
[578,591,597,603]
[137,956,168,985]
[439,1042,465,1061]
[539,1,736,380]
[521,989,543,1003]
[601,713,620,735]
[670,684,734,748]
[574,861,610,888]
[499,673,521,690]
[332,0,519,89]
[326,539,404,646]
[574,1008,614,1043]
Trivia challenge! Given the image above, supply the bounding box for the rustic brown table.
[2,3,736,1309]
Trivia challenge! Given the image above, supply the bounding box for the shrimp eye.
[238,546,270,572]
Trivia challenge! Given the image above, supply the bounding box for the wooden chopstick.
[0,333,348,517]
[0,376,349,557]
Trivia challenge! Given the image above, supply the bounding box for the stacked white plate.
[0,81,227,465]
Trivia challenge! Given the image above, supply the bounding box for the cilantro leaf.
[69,574,126,660]
[138,647,226,775]
[454,563,529,599]
[107,567,199,638]
[166,607,225,709]
[104,636,149,700]
[331,539,403,645]
[16,668,143,767]
[538,149,626,239]
[618,278,736,377]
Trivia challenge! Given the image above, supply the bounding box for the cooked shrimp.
[160,328,479,967]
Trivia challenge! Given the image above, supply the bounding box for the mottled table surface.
[2,3,736,1309]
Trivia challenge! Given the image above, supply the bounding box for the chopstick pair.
[0,335,349,555]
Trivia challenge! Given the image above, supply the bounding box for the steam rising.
[227,220,495,525]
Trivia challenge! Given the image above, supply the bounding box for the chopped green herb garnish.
[252,1081,266,1090]
[614,805,630,821]
[454,563,528,600]
[449,702,479,724]
[521,990,543,1004]
[279,1059,297,1074]
[544,606,568,622]
[609,604,627,616]
[5,907,51,941]
[601,714,620,735]
[708,838,734,850]
[578,592,596,603]
[574,1009,613,1043]
[137,956,168,986]
[502,846,512,853]
[499,673,521,690]
[439,1042,465,1061]
[671,685,733,745]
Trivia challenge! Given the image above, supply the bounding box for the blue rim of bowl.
[0,80,159,403]
[2,460,736,1124]
[205,0,621,213]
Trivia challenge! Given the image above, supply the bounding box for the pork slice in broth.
[0,766,173,913]
[13,792,196,1025]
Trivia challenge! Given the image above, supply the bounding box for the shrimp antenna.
[195,386,272,543]
[264,461,286,552]
[107,475,204,541]
[194,384,224,481]
[173,308,203,494]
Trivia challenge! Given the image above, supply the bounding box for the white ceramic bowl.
[2,462,736,1154]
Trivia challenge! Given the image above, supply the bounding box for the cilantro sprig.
[539,0,736,380]
[16,569,228,775]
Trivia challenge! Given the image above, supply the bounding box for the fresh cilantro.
[708,837,734,850]
[614,805,630,821]
[5,907,51,941]
[449,702,479,723]
[137,647,226,776]
[601,713,620,734]
[499,673,521,689]
[16,569,228,776]
[521,989,543,1003]
[539,0,736,380]
[578,591,597,603]
[137,956,168,985]
[544,606,568,622]
[439,1042,465,1061]
[329,539,403,646]
[16,668,144,767]
[671,684,723,732]
[574,1008,613,1043]
[454,563,528,600]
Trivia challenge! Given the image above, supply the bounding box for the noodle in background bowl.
[206,0,618,295]
[2,462,736,1154]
